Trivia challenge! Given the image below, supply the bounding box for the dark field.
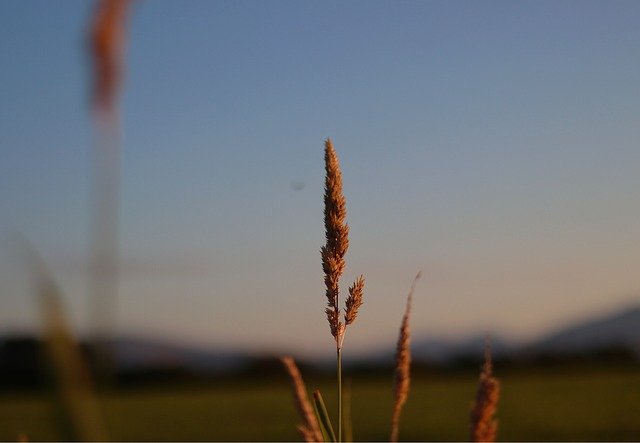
[1,369,639,441]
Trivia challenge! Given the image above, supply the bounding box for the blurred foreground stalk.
[21,237,108,441]
[87,0,132,386]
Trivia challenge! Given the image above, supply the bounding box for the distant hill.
[411,335,513,363]
[408,303,640,362]
[114,304,638,369]
[0,334,252,389]
[1,303,638,389]
[525,304,640,356]
[111,337,249,373]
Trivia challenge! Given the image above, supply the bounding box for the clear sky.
[1,0,639,358]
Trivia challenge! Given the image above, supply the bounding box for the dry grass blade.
[18,237,109,442]
[89,0,131,118]
[391,271,421,442]
[321,138,349,344]
[281,357,323,442]
[470,337,500,443]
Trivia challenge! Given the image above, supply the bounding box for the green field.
[1,370,639,441]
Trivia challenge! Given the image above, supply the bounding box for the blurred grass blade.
[313,389,336,442]
[313,401,330,442]
[470,337,500,442]
[391,271,421,442]
[19,235,109,441]
[280,357,323,441]
[343,379,353,442]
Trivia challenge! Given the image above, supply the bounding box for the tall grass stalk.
[390,271,421,442]
[18,236,108,441]
[470,337,500,442]
[321,139,364,441]
[337,347,342,441]
[342,379,353,442]
[88,0,132,389]
[281,357,323,442]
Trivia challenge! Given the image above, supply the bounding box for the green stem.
[337,346,342,442]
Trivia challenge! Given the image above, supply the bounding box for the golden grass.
[19,237,108,441]
[345,275,365,326]
[320,139,368,441]
[470,338,500,442]
[281,357,323,442]
[390,271,421,442]
[89,0,131,117]
[321,139,350,345]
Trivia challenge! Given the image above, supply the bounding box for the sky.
[1,0,640,358]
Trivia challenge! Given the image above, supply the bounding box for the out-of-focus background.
[1,1,639,441]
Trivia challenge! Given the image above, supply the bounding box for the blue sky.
[1,0,640,357]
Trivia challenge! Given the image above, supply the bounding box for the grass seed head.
[470,338,500,443]
[345,275,365,325]
[322,139,350,344]
[89,0,131,117]
[391,272,421,442]
[281,357,323,442]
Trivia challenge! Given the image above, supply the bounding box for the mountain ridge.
[1,303,638,372]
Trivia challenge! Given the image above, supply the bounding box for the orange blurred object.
[89,0,131,117]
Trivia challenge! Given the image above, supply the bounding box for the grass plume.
[345,275,364,326]
[281,357,323,442]
[321,138,350,345]
[320,139,366,441]
[470,338,500,443]
[89,0,131,119]
[391,271,421,442]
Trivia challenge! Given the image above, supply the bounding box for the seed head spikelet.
[345,275,365,325]
[470,337,500,443]
[89,0,131,119]
[281,357,323,442]
[391,271,421,442]
[297,425,318,443]
[322,139,349,343]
